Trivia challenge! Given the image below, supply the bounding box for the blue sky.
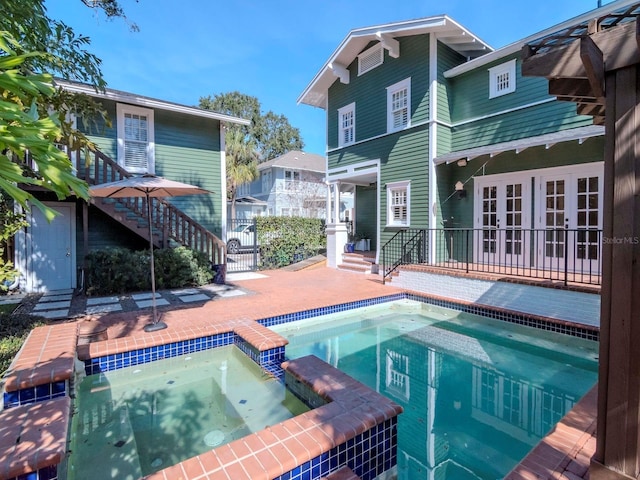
[46,0,610,156]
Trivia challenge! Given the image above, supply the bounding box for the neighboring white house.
[232,151,354,219]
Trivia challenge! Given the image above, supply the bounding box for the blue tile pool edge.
[54,290,590,480]
[403,292,600,341]
[83,290,598,377]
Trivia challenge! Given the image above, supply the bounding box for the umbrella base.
[144,321,168,332]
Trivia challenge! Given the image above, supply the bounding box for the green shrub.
[85,247,148,295]
[85,246,212,295]
[154,247,213,289]
[256,217,325,269]
[0,312,45,375]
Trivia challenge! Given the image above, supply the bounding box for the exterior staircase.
[76,148,226,266]
[338,251,379,275]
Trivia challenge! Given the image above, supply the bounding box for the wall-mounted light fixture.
[457,158,467,167]
[455,180,466,199]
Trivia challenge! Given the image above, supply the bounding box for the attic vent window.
[358,44,383,76]
[489,59,516,98]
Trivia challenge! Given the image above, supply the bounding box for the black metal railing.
[382,227,603,286]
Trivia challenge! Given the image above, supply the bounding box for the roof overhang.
[56,79,251,126]
[433,125,604,165]
[327,161,379,186]
[298,15,493,109]
[233,196,267,205]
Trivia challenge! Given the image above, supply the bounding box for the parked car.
[227,223,257,254]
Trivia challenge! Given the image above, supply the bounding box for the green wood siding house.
[14,81,248,293]
[298,5,623,276]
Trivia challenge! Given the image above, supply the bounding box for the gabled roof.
[56,79,250,126]
[258,150,326,173]
[298,15,493,108]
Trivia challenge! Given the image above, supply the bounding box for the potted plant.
[354,232,371,251]
[344,232,356,253]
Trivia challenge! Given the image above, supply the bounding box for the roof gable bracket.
[376,33,400,58]
[329,62,350,84]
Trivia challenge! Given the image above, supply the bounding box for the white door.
[537,167,603,274]
[474,176,530,267]
[27,203,76,292]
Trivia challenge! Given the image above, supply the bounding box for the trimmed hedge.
[257,216,325,269]
[85,246,213,295]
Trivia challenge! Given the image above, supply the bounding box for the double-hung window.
[284,169,300,189]
[387,181,410,226]
[117,104,155,174]
[338,103,355,147]
[387,78,410,133]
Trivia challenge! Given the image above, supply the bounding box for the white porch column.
[334,181,341,222]
[325,182,348,268]
[325,183,333,223]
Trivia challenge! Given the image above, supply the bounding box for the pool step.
[67,403,143,479]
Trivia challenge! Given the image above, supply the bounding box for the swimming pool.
[67,345,309,479]
[271,299,599,480]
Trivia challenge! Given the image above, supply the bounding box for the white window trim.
[337,102,355,147]
[386,180,411,227]
[386,78,411,134]
[116,103,155,174]
[358,43,383,76]
[489,59,516,99]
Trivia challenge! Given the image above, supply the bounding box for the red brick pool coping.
[0,268,600,479]
[0,397,70,479]
[144,355,402,479]
[2,323,77,392]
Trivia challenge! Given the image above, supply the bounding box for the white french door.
[536,165,603,274]
[474,176,530,267]
[474,164,603,274]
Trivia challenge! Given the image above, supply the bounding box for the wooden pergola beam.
[522,20,640,79]
[549,78,600,99]
[524,14,640,480]
[580,35,605,99]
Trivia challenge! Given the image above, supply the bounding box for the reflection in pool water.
[272,299,598,480]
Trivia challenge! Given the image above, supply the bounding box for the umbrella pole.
[144,195,167,332]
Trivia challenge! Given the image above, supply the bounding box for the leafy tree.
[199,92,260,131]
[79,0,139,31]
[0,0,132,217]
[198,91,304,161]
[255,111,306,162]
[2,0,105,90]
[0,0,128,282]
[0,32,90,218]
[225,128,259,219]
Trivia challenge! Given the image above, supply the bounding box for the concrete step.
[338,252,378,274]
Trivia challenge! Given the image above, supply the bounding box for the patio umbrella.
[89,174,211,332]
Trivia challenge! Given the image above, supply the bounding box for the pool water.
[271,299,599,480]
[66,345,309,479]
